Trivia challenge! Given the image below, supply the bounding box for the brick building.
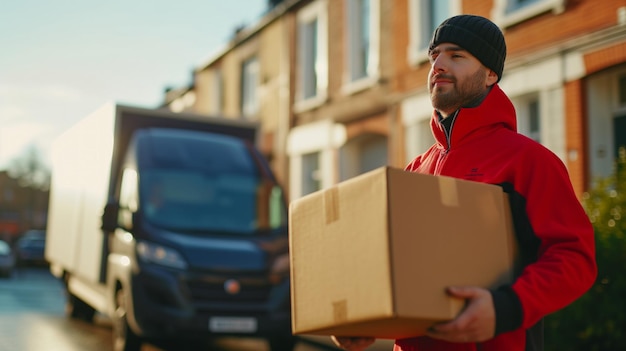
[163,0,626,200]
[0,171,49,242]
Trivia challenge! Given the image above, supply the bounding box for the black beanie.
[429,15,506,82]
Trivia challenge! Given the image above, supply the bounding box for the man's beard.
[429,68,487,113]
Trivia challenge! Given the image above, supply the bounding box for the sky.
[0,0,268,170]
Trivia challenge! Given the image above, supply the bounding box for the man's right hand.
[330,336,376,351]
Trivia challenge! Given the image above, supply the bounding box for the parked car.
[15,230,47,266]
[0,239,16,277]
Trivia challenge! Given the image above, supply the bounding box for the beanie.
[429,15,506,82]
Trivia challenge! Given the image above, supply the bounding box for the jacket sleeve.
[493,146,597,334]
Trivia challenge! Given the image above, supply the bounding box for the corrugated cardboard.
[289,167,516,340]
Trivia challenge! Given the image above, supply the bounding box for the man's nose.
[432,56,447,72]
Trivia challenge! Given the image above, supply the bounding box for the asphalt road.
[0,266,347,351]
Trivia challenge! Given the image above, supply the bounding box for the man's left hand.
[426,286,496,343]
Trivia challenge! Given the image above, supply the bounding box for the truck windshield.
[140,169,286,234]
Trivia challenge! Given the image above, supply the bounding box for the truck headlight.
[136,241,188,269]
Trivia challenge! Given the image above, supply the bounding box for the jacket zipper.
[433,110,458,175]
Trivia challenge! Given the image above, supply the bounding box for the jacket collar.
[430,84,517,149]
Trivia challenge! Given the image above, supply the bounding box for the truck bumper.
[130,264,292,341]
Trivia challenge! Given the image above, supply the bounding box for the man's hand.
[330,336,376,351]
[426,286,496,343]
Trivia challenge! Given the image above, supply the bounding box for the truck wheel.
[268,335,297,351]
[113,288,142,351]
[63,275,95,322]
[66,292,96,322]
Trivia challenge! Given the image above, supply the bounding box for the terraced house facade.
[162,0,626,200]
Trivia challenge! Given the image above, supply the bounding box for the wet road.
[0,267,112,350]
[0,267,341,351]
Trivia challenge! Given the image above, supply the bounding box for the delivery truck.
[45,103,294,351]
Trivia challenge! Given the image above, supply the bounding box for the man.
[332,14,596,351]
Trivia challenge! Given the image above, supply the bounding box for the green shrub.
[545,148,626,351]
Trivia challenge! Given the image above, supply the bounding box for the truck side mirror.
[101,202,120,232]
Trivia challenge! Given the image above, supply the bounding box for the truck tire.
[268,335,297,351]
[66,292,96,322]
[64,275,96,322]
[113,287,142,351]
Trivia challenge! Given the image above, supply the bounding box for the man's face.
[428,43,496,116]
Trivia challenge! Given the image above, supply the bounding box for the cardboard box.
[289,167,516,340]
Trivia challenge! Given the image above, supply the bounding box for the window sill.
[492,0,566,28]
[341,75,379,96]
[294,93,328,113]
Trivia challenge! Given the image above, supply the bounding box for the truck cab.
[106,128,292,350]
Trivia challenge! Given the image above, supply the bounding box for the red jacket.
[396,85,597,351]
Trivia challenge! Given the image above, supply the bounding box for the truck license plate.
[209,317,257,333]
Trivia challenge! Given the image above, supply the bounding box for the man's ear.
[486,69,498,86]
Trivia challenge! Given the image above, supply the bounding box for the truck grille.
[184,273,273,309]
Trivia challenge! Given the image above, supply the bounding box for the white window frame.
[287,120,347,200]
[342,0,380,95]
[491,0,565,28]
[610,69,626,162]
[401,93,435,164]
[295,0,329,112]
[301,151,322,196]
[241,56,259,119]
[515,94,541,143]
[407,0,460,66]
[586,65,626,179]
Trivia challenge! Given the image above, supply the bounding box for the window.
[491,0,565,28]
[296,0,328,109]
[241,56,259,118]
[422,0,450,51]
[301,152,321,196]
[407,0,459,65]
[527,100,541,143]
[358,135,387,173]
[300,19,318,100]
[517,96,541,143]
[401,93,436,164]
[404,118,434,164]
[506,0,542,13]
[339,134,387,181]
[287,120,347,200]
[138,131,287,233]
[345,0,379,84]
